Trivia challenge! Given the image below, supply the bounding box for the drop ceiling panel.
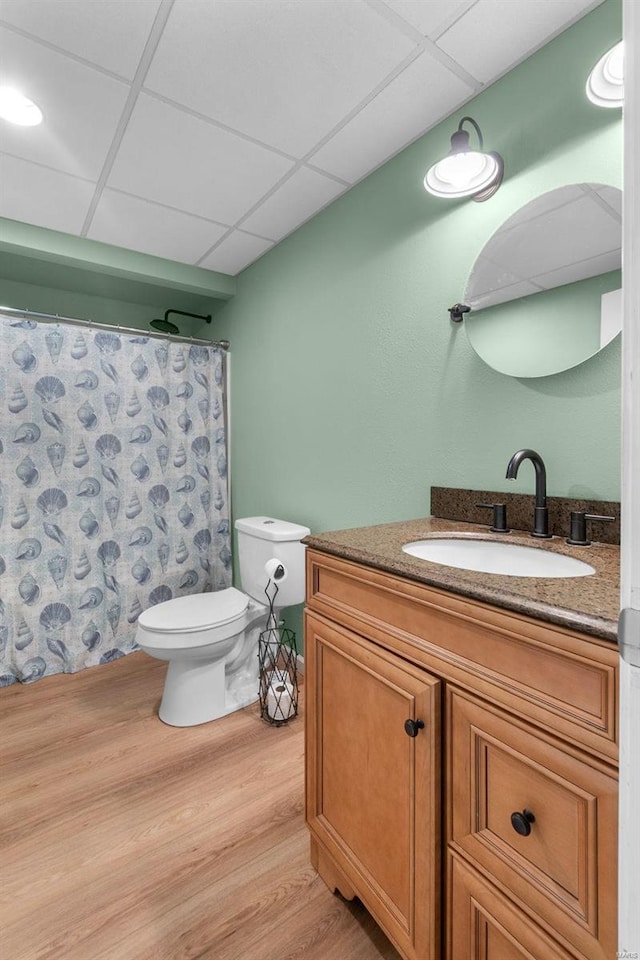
[468,254,538,297]
[0,0,607,276]
[487,193,622,280]
[437,0,600,84]
[241,167,346,241]
[469,279,543,310]
[144,0,417,158]
[107,94,295,224]
[504,183,586,229]
[0,154,95,233]
[198,231,274,275]
[88,189,228,264]
[593,184,622,217]
[0,26,129,179]
[0,0,161,80]
[381,0,477,39]
[310,51,474,183]
[536,249,621,289]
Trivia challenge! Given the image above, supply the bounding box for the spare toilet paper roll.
[267,679,294,721]
[264,558,288,582]
[265,667,289,687]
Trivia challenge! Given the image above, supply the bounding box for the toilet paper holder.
[258,622,298,725]
[258,576,299,725]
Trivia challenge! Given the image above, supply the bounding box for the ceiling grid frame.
[0,0,606,275]
[79,0,176,237]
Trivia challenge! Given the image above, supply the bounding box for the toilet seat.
[138,587,249,635]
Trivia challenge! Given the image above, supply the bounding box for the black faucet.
[505,449,552,539]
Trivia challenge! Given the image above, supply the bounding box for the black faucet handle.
[476,502,510,533]
[567,511,615,546]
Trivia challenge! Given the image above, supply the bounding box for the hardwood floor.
[0,652,400,960]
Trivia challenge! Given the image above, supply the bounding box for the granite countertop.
[303,517,620,643]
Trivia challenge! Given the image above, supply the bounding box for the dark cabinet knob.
[404,718,425,738]
[510,809,535,836]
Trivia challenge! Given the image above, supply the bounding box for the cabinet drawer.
[307,551,617,761]
[448,853,574,960]
[447,688,617,960]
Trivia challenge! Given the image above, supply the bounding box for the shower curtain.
[0,313,230,685]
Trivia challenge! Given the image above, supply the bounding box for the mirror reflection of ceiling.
[465,183,622,311]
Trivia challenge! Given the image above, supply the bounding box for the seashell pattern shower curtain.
[0,314,230,685]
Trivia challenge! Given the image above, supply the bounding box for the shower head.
[150,309,212,337]
[150,316,180,335]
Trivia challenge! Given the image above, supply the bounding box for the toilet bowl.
[135,516,310,726]
[136,588,268,727]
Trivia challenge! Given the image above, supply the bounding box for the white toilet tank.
[235,517,310,608]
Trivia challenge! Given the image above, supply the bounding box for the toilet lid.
[138,587,249,634]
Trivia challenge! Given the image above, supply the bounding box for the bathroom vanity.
[303,518,619,960]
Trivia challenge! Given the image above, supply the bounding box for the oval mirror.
[463,183,621,378]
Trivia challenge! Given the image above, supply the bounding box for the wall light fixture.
[424,116,503,202]
[586,41,624,108]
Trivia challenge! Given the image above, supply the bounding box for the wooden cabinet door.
[305,611,441,960]
[449,853,574,960]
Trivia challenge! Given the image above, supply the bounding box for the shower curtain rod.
[0,305,230,349]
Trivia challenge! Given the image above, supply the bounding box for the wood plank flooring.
[0,652,400,960]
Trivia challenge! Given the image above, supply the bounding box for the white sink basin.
[402,538,595,579]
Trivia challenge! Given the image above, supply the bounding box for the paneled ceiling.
[0,0,603,276]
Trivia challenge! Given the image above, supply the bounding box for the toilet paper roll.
[264,558,288,582]
[265,667,289,687]
[267,679,295,721]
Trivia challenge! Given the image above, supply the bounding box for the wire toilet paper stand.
[258,577,298,725]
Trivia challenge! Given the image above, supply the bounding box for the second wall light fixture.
[586,41,624,108]
[424,116,504,202]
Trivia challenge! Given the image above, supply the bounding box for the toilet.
[135,516,310,726]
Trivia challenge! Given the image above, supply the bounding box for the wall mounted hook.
[448,303,470,323]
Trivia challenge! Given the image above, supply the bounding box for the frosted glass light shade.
[0,87,43,126]
[586,41,624,108]
[423,116,503,201]
[424,151,500,199]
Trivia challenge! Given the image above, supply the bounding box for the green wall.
[0,249,227,339]
[0,272,217,340]
[0,218,234,336]
[214,0,622,642]
[216,0,622,521]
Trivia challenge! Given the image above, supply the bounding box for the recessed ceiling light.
[0,86,43,126]
[586,41,624,108]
